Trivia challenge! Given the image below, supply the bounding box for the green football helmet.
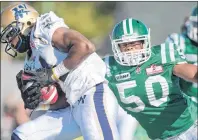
[110,18,151,66]
[187,6,198,43]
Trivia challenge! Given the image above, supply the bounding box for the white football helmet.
[1,3,39,57]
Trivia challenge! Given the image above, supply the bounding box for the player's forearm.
[51,42,94,81]
[184,65,198,83]
[173,63,198,83]
[51,28,95,80]
[193,71,198,83]
[62,29,95,70]
[62,42,95,70]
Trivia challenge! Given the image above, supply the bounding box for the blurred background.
[1,1,196,140]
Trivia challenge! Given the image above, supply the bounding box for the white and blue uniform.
[12,11,119,140]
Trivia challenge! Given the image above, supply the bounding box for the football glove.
[16,70,43,109]
[24,68,56,87]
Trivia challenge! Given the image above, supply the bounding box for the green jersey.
[103,43,196,139]
[166,33,198,101]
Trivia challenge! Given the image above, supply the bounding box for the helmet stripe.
[123,19,128,35]
[129,18,133,34]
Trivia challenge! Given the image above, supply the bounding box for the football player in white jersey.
[1,3,120,140]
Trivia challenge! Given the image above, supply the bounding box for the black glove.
[23,81,43,109]
[16,70,43,109]
[16,70,23,91]
[24,68,55,87]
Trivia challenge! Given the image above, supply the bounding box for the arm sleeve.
[34,11,69,42]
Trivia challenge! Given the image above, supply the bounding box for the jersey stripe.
[169,43,175,62]
[161,43,166,64]
[129,18,133,34]
[123,19,128,35]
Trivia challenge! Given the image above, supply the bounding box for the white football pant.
[12,83,120,140]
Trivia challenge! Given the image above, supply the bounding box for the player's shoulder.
[154,41,179,49]
[151,42,176,54]
[33,11,69,45]
[151,42,185,64]
[166,32,187,45]
[38,11,68,29]
[39,11,60,23]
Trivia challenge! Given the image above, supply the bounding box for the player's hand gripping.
[16,70,43,109]
[24,68,56,87]
[16,68,67,110]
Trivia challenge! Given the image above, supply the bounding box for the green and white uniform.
[166,33,198,102]
[104,43,196,139]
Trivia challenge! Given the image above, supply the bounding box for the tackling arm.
[173,63,198,83]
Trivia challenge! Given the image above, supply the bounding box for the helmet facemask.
[0,21,25,57]
[111,29,151,66]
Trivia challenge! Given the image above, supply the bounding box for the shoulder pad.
[165,33,186,46]
[34,11,69,43]
[156,43,186,64]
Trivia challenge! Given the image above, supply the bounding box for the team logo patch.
[11,4,30,20]
[146,65,163,76]
[115,72,130,81]
[136,66,141,74]
[24,56,36,71]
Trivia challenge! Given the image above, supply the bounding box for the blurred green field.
[74,137,83,140]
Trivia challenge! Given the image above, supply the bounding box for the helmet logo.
[11,4,30,20]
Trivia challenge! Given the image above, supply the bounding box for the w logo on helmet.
[11,4,30,20]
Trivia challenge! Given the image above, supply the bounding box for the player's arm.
[165,33,179,44]
[173,63,198,83]
[32,12,95,83]
[167,36,198,83]
[51,27,95,79]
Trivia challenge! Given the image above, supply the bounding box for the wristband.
[52,61,70,80]
[36,104,50,111]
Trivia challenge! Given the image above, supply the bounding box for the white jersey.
[24,11,106,105]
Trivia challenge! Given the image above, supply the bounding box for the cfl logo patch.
[11,4,30,20]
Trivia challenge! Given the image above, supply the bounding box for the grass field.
[74,137,83,140]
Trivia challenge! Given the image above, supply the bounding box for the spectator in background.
[1,88,30,139]
[1,58,30,139]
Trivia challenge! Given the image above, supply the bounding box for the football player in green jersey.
[103,18,197,140]
[166,6,198,104]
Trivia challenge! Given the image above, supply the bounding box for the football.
[40,84,59,105]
